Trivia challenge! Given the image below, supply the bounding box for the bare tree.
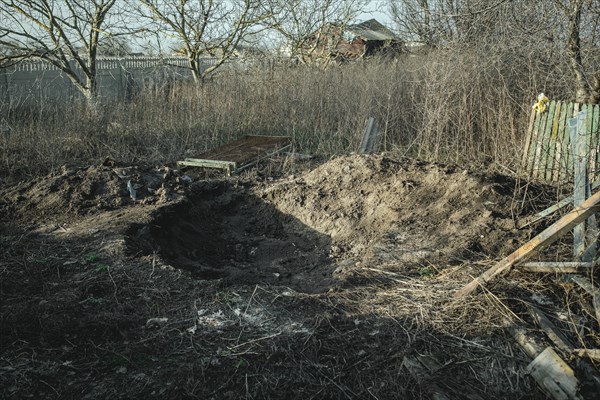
[389,1,522,46]
[389,0,461,46]
[137,0,272,83]
[554,0,600,103]
[389,0,600,102]
[0,0,128,109]
[98,35,134,56]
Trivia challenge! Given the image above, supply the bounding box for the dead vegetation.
[1,45,600,398]
[1,153,598,399]
[0,49,585,183]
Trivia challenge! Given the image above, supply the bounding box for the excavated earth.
[1,154,596,399]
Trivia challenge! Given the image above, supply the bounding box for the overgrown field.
[0,48,587,183]
[2,50,600,399]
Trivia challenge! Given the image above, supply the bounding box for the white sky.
[358,1,391,25]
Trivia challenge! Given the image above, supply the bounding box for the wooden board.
[178,135,291,174]
[526,347,583,400]
[594,105,600,177]
[538,100,557,180]
[518,179,600,228]
[528,305,574,354]
[455,189,600,298]
[518,261,595,273]
[571,112,588,259]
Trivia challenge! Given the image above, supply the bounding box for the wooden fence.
[522,100,600,182]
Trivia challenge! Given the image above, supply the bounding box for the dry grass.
[0,47,588,184]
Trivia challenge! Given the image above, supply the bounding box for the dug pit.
[127,181,336,292]
[127,155,522,292]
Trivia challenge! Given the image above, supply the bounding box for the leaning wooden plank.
[526,347,583,400]
[519,180,600,228]
[569,275,600,325]
[553,101,568,181]
[455,189,600,298]
[522,109,538,171]
[533,108,552,179]
[570,111,588,259]
[518,261,594,273]
[528,305,574,354]
[542,101,558,181]
[572,349,600,361]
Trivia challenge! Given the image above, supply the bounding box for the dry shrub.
[0,47,587,181]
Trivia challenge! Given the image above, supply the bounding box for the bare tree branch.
[0,0,127,109]
[137,0,273,83]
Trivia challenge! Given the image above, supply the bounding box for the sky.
[359,1,392,26]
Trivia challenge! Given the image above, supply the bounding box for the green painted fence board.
[554,102,569,181]
[528,111,544,177]
[548,101,562,182]
[563,102,575,181]
[541,100,558,181]
[523,100,599,183]
[532,108,549,178]
[558,102,573,181]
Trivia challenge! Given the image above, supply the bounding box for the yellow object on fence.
[532,93,550,113]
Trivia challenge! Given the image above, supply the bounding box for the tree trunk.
[84,74,101,117]
[590,72,600,104]
[190,58,201,84]
[567,0,591,103]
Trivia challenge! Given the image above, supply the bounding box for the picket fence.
[522,100,600,182]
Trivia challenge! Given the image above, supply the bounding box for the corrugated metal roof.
[346,19,397,41]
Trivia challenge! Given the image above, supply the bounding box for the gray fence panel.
[0,57,214,106]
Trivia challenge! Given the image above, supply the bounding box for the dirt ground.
[1,154,599,399]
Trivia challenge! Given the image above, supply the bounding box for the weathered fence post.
[570,112,587,259]
[569,110,599,261]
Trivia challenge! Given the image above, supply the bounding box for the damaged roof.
[347,19,397,41]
